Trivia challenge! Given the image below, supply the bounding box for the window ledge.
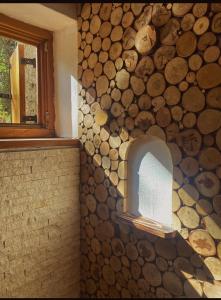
[0,138,80,150]
[117,212,177,239]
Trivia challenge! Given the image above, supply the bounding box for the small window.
[0,13,54,138]
[127,135,173,226]
[118,135,177,238]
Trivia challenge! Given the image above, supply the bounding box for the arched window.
[126,135,173,228]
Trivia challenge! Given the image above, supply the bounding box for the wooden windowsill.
[0,138,80,150]
[117,212,177,239]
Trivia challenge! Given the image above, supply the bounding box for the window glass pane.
[0,35,38,124]
[127,136,173,227]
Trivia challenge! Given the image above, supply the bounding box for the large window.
[0,13,54,138]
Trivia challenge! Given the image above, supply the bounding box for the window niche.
[118,135,177,238]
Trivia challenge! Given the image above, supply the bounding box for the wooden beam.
[0,138,80,149]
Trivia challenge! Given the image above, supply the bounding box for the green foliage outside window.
[0,36,17,122]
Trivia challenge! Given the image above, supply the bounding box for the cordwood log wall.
[78,3,221,298]
[0,147,80,297]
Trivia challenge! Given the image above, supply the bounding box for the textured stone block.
[0,147,80,297]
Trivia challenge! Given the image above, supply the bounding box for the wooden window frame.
[0,13,55,138]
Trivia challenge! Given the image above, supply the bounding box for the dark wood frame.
[0,138,80,149]
[0,13,55,138]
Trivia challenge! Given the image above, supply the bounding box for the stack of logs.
[78,3,221,298]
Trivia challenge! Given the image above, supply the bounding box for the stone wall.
[78,3,221,298]
[0,147,80,297]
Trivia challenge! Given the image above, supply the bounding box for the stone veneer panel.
[0,147,80,298]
